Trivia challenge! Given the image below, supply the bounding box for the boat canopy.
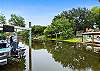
[0,23,32,48]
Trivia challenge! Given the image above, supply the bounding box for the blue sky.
[0,0,100,26]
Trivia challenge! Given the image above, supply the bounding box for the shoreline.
[33,37,82,43]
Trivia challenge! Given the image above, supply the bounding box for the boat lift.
[0,23,31,65]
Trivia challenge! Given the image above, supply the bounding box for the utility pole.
[29,22,32,71]
[29,22,32,48]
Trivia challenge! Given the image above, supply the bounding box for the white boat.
[0,41,12,65]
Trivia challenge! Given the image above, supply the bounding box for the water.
[0,41,100,71]
[32,41,100,71]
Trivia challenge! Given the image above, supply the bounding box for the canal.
[0,40,100,71]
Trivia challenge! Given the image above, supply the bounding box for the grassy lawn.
[33,35,82,43]
[64,38,81,42]
[47,38,81,43]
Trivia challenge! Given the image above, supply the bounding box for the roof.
[0,24,30,31]
[82,32,100,35]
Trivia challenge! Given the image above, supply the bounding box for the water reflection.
[0,40,100,71]
[32,40,100,71]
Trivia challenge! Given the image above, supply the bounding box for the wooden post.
[56,33,57,42]
[92,35,94,46]
[82,34,83,42]
[60,32,61,40]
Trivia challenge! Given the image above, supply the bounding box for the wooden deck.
[82,32,100,47]
[82,41,100,47]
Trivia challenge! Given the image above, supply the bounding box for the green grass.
[47,38,57,40]
[47,38,81,43]
[64,38,81,42]
[33,35,82,43]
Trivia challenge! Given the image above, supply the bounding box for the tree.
[44,16,74,39]
[91,6,100,28]
[0,14,6,24]
[64,8,94,32]
[44,25,55,38]
[0,30,6,40]
[31,25,46,37]
[9,14,25,27]
[45,7,95,39]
